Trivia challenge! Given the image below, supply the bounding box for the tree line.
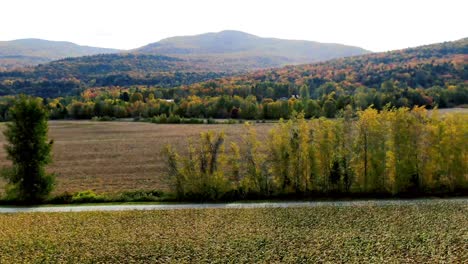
[165,107,467,200]
[0,81,465,122]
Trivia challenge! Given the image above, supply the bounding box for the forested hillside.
[171,38,467,113]
[0,39,120,69]
[0,54,226,97]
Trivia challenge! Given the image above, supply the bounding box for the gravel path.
[0,198,466,213]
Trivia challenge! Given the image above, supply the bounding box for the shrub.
[167,114,181,124]
[71,190,106,203]
[207,118,217,124]
[185,118,204,124]
[151,114,168,124]
[119,190,163,202]
[48,192,73,204]
[92,116,116,121]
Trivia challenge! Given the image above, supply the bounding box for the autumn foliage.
[165,107,467,200]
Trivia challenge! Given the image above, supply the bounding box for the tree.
[323,99,337,118]
[120,91,130,102]
[2,96,55,203]
[164,131,230,200]
[130,92,143,103]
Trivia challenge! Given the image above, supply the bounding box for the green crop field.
[0,201,466,263]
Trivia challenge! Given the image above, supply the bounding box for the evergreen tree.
[2,96,55,203]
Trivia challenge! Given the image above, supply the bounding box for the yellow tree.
[240,123,269,195]
[439,114,468,191]
[353,107,386,192]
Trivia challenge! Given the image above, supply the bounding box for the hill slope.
[0,39,120,69]
[134,30,370,71]
[178,38,467,108]
[0,53,225,97]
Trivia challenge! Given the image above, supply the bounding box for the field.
[0,201,466,262]
[429,107,468,115]
[0,121,273,195]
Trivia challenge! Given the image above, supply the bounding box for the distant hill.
[134,30,370,71]
[0,39,120,69]
[0,31,370,97]
[0,53,226,97]
[0,32,369,72]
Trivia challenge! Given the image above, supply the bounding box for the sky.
[1,0,467,52]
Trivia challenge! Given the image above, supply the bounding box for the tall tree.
[2,96,55,203]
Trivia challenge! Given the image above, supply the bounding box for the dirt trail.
[0,198,466,213]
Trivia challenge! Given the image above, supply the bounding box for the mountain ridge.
[134,30,370,70]
[0,38,121,69]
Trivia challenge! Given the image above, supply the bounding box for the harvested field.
[429,107,468,115]
[0,121,273,194]
[0,201,466,262]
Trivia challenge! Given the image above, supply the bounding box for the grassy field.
[0,121,273,195]
[0,202,466,262]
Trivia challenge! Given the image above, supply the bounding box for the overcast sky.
[1,0,467,52]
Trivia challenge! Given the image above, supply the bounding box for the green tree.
[2,96,55,203]
[120,91,130,102]
[323,99,337,118]
[299,85,310,100]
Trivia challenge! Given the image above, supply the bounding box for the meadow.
[0,201,466,263]
[0,121,273,195]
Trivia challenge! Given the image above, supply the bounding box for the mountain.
[0,39,120,69]
[134,30,370,71]
[0,31,369,72]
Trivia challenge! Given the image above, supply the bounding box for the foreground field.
[0,201,466,262]
[0,121,272,194]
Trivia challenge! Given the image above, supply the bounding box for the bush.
[167,114,181,124]
[71,190,106,203]
[185,118,204,124]
[207,118,217,124]
[151,114,168,124]
[119,190,163,202]
[152,114,205,124]
[92,116,116,121]
[48,192,73,204]
[225,119,237,124]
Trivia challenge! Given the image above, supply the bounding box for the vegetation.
[1,96,54,203]
[0,54,227,97]
[165,108,467,200]
[0,38,465,105]
[0,202,466,262]
[150,114,204,124]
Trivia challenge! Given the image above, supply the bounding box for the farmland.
[0,201,466,262]
[0,121,273,195]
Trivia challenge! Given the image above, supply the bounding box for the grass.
[0,201,466,263]
[0,121,273,195]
